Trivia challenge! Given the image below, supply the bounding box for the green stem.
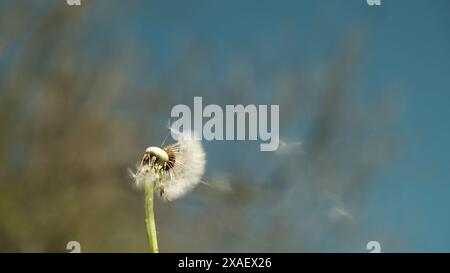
[144,176,159,253]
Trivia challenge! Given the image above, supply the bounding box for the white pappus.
[130,129,206,201]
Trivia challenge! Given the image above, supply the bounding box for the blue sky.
[55,0,450,251]
[359,0,450,251]
[112,0,450,251]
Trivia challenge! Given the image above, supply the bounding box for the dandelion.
[130,129,206,252]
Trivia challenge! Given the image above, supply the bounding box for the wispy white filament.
[160,129,206,201]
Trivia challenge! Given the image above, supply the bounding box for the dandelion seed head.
[131,129,206,201]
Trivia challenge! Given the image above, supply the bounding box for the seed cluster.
[140,146,176,196]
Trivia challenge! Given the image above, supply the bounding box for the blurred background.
[0,0,449,252]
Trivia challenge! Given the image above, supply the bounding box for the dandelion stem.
[144,176,159,253]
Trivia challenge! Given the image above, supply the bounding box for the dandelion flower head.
[131,129,206,201]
